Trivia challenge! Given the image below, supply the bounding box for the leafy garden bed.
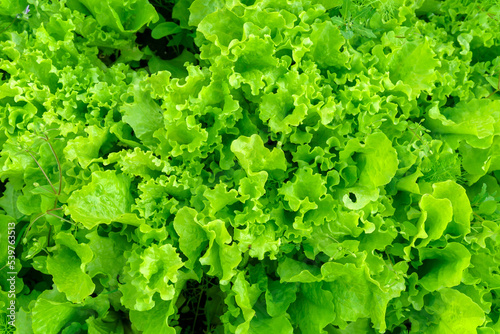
[1,0,500,333]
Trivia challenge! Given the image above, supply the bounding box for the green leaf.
[161,115,209,157]
[121,74,164,147]
[231,35,282,95]
[352,22,376,38]
[66,170,135,229]
[258,80,309,134]
[469,252,500,292]
[417,242,471,291]
[188,0,225,27]
[0,0,28,16]
[129,296,177,334]
[412,193,453,248]
[279,167,327,212]
[4,0,500,332]
[341,0,352,21]
[151,22,182,39]
[308,21,348,68]
[322,262,405,332]
[314,0,343,10]
[249,314,294,334]
[431,180,472,237]
[120,244,183,311]
[426,99,500,141]
[68,0,159,33]
[148,50,196,77]
[197,7,244,52]
[425,288,485,334]
[0,183,22,220]
[265,280,298,317]
[32,293,90,334]
[46,232,95,303]
[199,219,242,284]
[231,134,287,176]
[173,207,208,270]
[104,147,166,179]
[204,183,239,214]
[341,186,380,210]
[64,125,108,169]
[172,0,192,28]
[233,218,281,260]
[139,244,183,299]
[230,271,263,332]
[32,287,109,334]
[327,318,376,333]
[341,132,399,188]
[288,282,335,334]
[85,230,130,285]
[277,256,322,283]
[388,41,440,99]
[86,316,125,334]
[396,169,423,194]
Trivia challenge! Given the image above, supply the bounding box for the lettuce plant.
[0,0,499,333]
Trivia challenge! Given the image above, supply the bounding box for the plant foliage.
[1,0,500,333]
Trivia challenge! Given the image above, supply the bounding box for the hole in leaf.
[348,192,357,203]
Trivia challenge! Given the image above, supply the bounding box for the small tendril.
[0,5,30,35]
